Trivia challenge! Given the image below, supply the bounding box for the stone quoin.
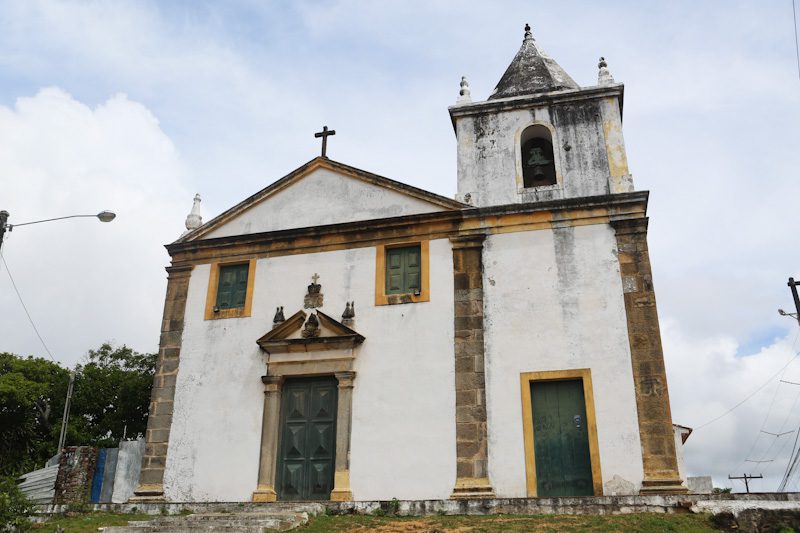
[132,24,686,503]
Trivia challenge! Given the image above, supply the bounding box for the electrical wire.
[738,378,786,472]
[735,330,800,474]
[773,333,800,490]
[793,0,800,81]
[0,249,58,363]
[695,346,800,431]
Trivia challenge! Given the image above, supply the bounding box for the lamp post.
[0,208,116,454]
[0,209,116,252]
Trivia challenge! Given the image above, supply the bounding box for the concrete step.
[101,511,308,532]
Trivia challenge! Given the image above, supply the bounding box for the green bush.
[0,477,34,532]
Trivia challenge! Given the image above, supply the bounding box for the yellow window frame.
[374,240,430,306]
[204,259,257,320]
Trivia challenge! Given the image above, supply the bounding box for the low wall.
[53,447,98,505]
[36,492,800,517]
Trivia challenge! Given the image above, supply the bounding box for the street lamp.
[0,208,115,453]
[0,209,116,252]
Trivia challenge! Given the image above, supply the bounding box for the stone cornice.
[448,84,625,130]
[165,191,649,265]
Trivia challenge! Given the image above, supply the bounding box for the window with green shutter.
[216,263,249,310]
[385,245,422,295]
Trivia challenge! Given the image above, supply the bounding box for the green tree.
[69,344,157,448]
[0,344,156,477]
[0,353,69,476]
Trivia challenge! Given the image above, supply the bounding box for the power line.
[695,344,800,431]
[778,367,800,489]
[0,250,57,363]
[793,0,800,81]
[736,358,793,473]
[734,333,800,482]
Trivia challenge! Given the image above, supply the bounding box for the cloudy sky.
[1,1,799,492]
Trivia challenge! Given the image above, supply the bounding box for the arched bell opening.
[521,125,557,188]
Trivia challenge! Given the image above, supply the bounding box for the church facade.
[133,26,686,503]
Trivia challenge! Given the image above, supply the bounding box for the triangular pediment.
[179,157,465,242]
[257,310,365,354]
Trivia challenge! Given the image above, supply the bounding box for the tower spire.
[489,23,579,99]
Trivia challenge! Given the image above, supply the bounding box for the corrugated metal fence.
[16,438,144,505]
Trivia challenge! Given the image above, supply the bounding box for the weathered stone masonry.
[611,218,685,494]
[53,446,98,504]
[133,264,192,500]
[450,234,495,499]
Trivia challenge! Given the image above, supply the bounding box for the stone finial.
[456,76,472,104]
[184,193,203,231]
[341,301,355,326]
[598,56,615,86]
[524,23,533,41]
[272,306,285,327]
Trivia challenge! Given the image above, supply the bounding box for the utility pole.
[0,210,9,252]
[57,370,76,453]
[789,278,800,326]
[728,473,763,494]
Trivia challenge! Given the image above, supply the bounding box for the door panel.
[530,379,593,497]
[277,377,337,500]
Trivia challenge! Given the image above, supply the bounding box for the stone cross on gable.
[305,273,323,309]
[314,126,336,158]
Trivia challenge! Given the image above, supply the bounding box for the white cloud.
[0,88,189,365]
[665,319,800,491]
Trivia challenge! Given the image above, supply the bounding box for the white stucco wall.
[162,261,267,502]
[483,224,644,497]
[674,426,690,482]
[455,98,620,208]
[204,167,446,239]
[163,239,456,502]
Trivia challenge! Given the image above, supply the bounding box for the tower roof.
[489,24,579,100]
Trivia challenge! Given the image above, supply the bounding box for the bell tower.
[449,24,633,207]
[449,25,688,496]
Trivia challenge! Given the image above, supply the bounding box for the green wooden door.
[276,377,338,500]
[530,379,594,497]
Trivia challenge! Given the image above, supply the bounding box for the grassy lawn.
[27,511,719,532]
[303,512,718,532]
[31,512,152,533]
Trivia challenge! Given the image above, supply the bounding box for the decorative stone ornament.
[301,312,320,338]
[524,23,532,41]
[184,193,203,231]
[456,76,472,104]
[598,56,615,86]
[272,306,285,328]
[341,301,355,326]
[303,273,324,308]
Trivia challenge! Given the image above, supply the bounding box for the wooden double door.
[530,379,594,497]
[276,377,338,500]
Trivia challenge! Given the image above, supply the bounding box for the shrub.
[0,477,35,532]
